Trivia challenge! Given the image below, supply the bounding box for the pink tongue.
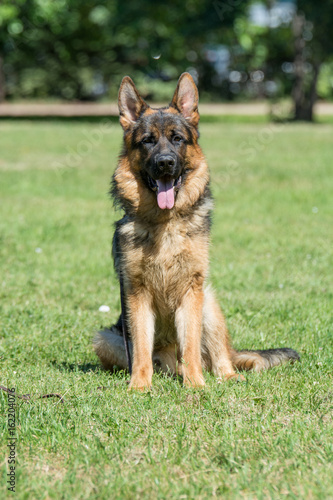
[156,179,175,209]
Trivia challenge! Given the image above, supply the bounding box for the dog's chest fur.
[116,213,209,315]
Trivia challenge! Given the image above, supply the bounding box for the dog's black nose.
[157,155,176,170]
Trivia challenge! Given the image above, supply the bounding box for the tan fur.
[94,285,245,386]
[93,73,299,390]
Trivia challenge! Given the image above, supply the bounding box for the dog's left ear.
[118,76,149,130]
[170,73,199,126]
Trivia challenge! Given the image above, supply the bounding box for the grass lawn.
[0,117,332,499]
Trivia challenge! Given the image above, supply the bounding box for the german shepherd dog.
[93,73,299,390]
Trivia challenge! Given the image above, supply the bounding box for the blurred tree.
[291,0,333,120]
[1,0,332,112]
[0,0,24,100]
[227,11,294,102]
[0,0,247,101]
[229,0,333,120]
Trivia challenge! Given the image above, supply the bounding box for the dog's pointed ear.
[118,76,148,130]
[170,73,199,126]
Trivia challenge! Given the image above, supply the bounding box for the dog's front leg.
[175,287,205,388]
[127,290,155,391]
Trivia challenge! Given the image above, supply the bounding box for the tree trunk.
[291,13,320,121]
[306,62,320,121]
[0,55,5,102]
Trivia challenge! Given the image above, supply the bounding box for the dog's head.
[118,73,200,210]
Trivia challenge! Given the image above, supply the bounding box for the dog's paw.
[128,370,152,391]
[183,372,206,389]
[217,373,246,383]
[128,382,151,392]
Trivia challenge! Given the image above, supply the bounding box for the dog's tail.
[231,348,300,372]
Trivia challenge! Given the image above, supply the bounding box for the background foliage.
[0,0,333,115]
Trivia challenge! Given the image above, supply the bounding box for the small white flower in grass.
[279,283,284,289]
[13,371,16,374]
[99,305,110,312]
[312,207,318,213]
[35,247,42,253]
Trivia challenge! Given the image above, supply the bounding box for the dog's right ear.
[118,77,148,130]
[170,73,199,126]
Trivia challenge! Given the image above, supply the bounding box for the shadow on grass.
[51,360,136,379]
[51,360,103,373]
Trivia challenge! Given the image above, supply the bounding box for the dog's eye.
[142,137,155,145]
[173,135,183,143]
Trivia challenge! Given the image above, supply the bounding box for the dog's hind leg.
[94,320,179,376]
[94,327,180,377]
[153,344,181,375]
[93,322,131,370]
[202,287,245,381]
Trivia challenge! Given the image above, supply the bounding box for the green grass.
[0,118,332,500]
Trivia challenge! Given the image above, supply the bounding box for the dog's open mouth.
[148,175,182,210]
